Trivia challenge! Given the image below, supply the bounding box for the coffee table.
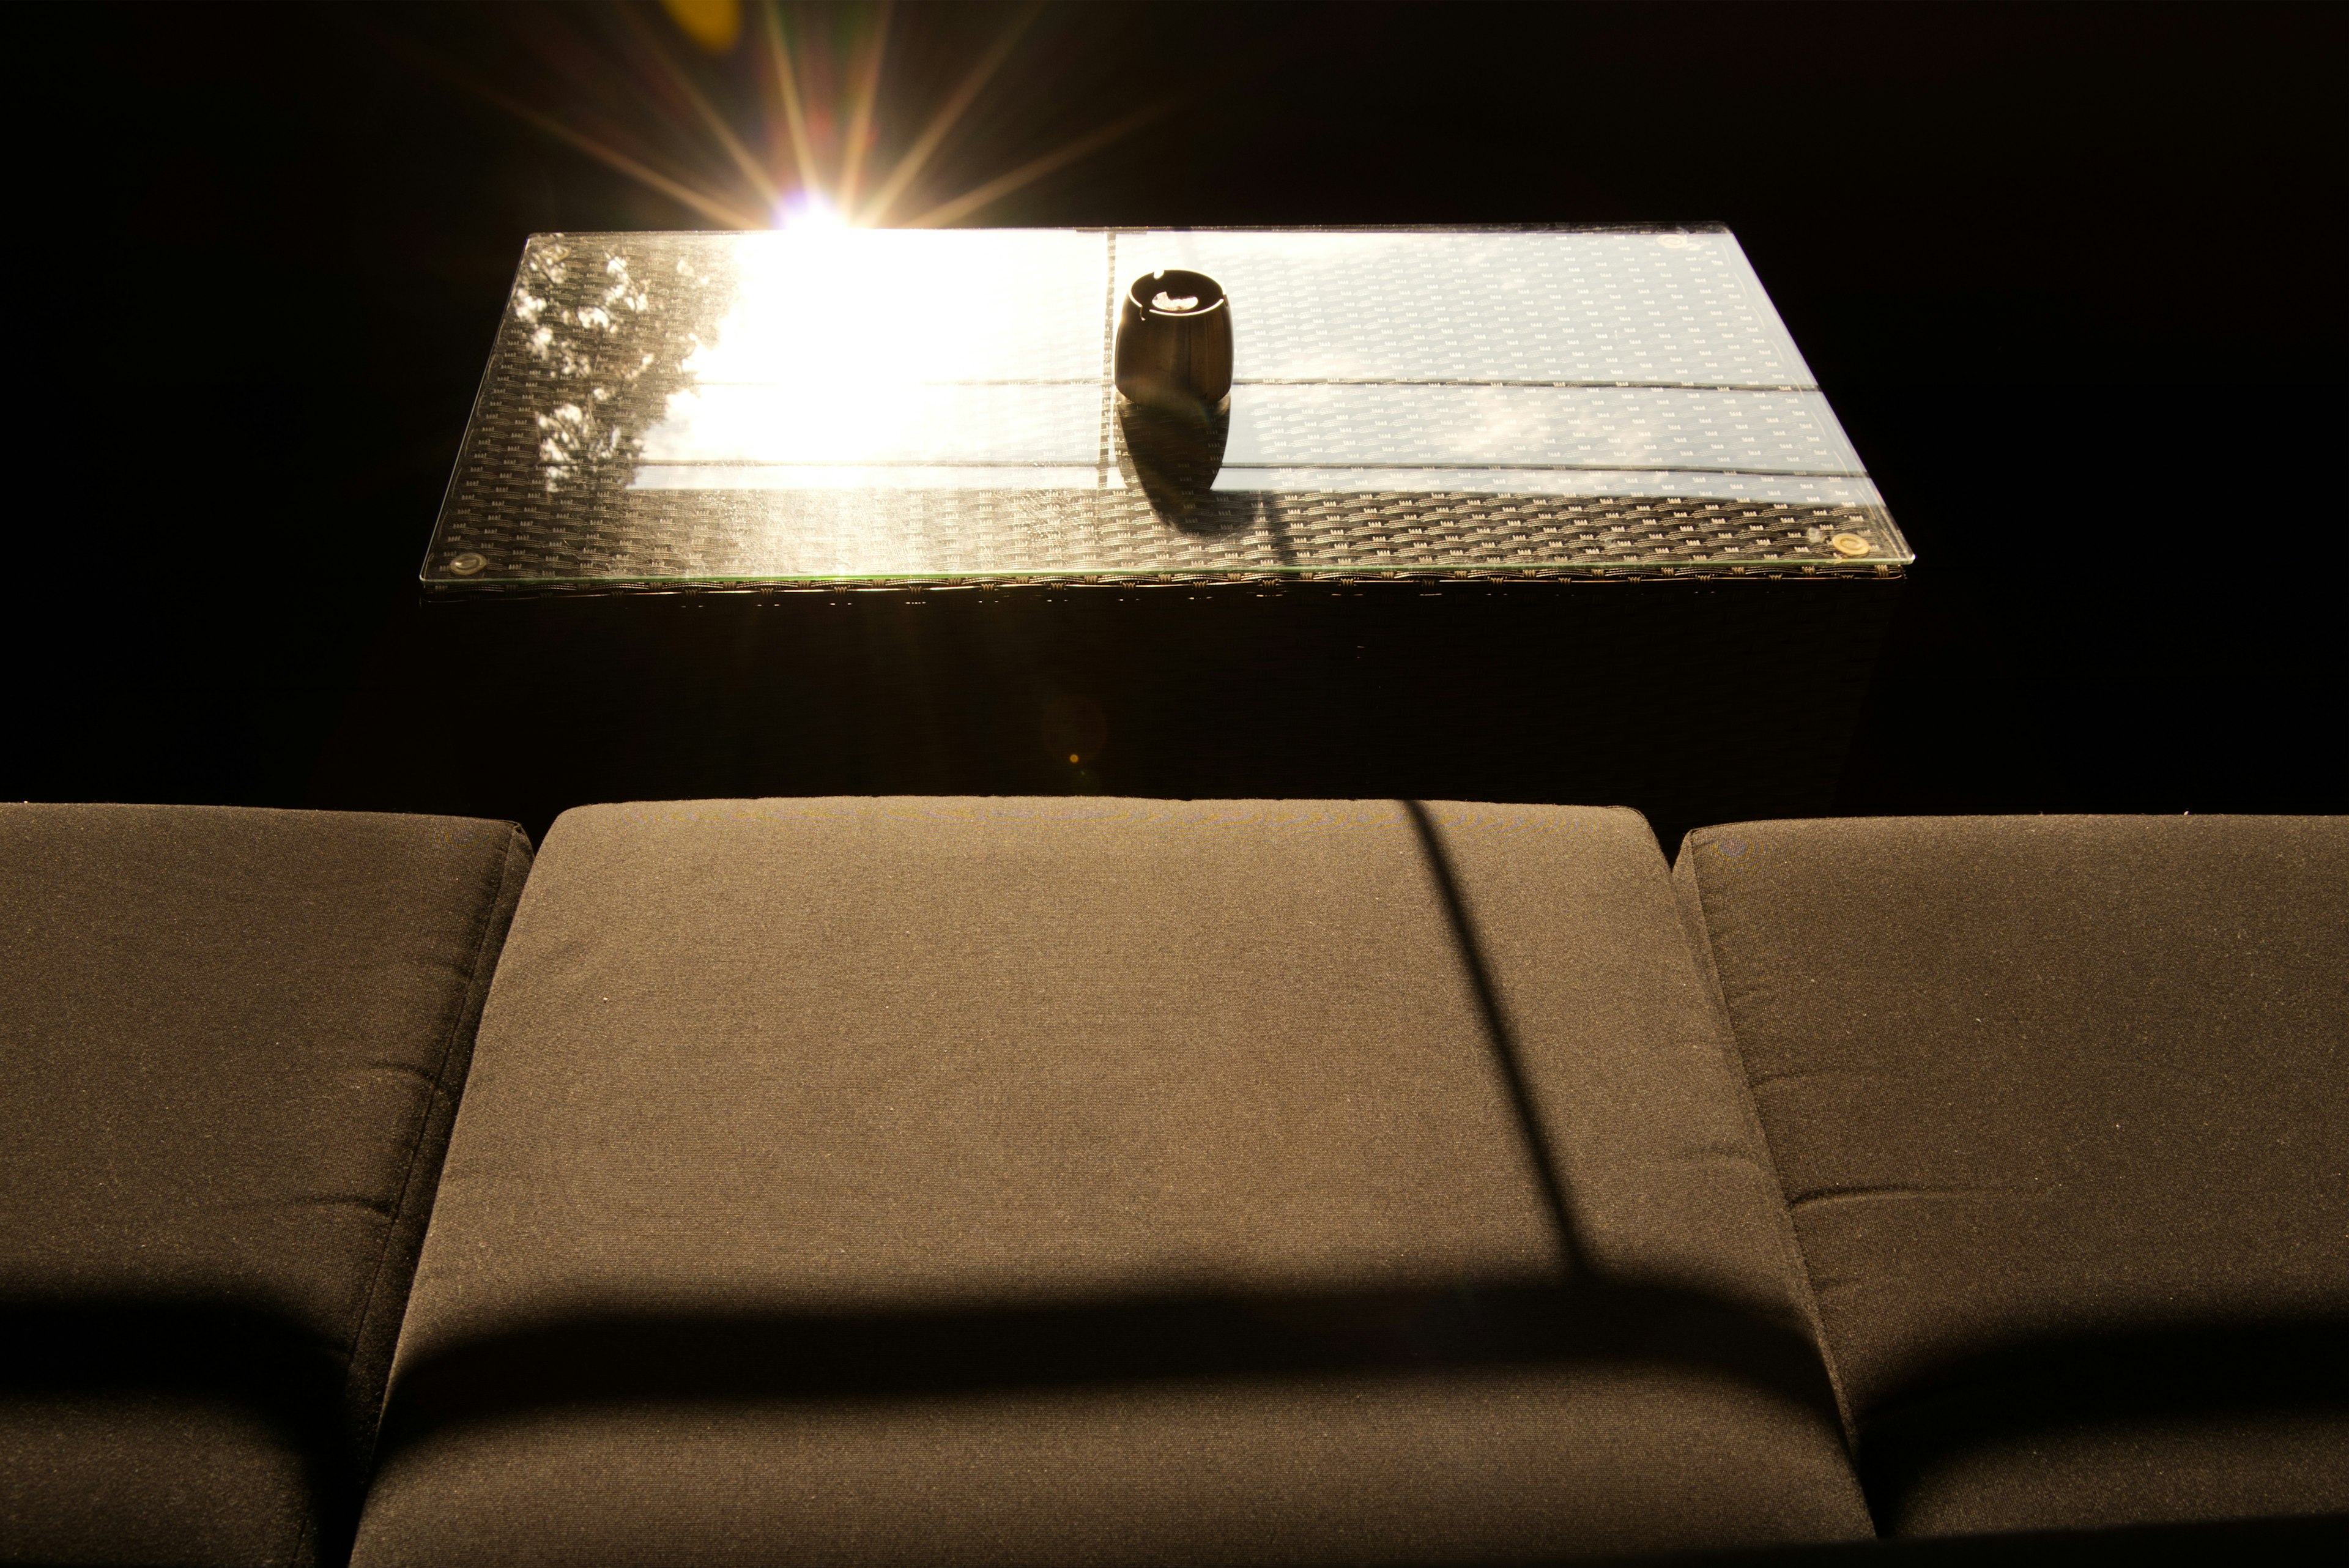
[401,226,1907,844]
[423,226,1907,590]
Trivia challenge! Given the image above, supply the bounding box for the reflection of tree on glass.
[511,242,715,497]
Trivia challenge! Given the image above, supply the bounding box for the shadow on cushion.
[0,1298,349,1567]
[378,1279,1839,1441]
[1855,1315,2349,1537]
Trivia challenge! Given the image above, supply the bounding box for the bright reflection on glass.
[634,228,1103,485]
[444,228,1915,579]
[623,229,1879,498]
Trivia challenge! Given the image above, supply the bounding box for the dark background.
[9,1,2343,837]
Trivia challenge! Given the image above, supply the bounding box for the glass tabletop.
[424,226,1909,587]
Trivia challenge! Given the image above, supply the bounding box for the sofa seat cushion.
[355,798,1868,1567]
[0,804,532,1567]
[1675,814,2349,1537]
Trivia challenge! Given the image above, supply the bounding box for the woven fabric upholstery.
[0,804,532,1567]
[1675,815,2349,1537]
[354,797,1868,1567]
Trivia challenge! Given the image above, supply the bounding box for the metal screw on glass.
[448,552,488,576]
[1828,533,1872,559]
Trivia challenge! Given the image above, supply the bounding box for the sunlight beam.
[478,75,764,229]
[854,2,1040,226]
[365,16,766,229]
[759,0,823,203]
[834,1,894,217]
[621,4,781,208]
[903,98,1172,229]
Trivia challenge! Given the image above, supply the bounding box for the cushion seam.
[1683,840,1861,1449]
[339,828,529,1430]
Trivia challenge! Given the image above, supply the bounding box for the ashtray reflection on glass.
[1113,268,1232,502]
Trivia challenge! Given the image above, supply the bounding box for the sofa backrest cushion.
[1676,814,2349,1537]
[0,804,531,1567]
[355,798,1869,1566]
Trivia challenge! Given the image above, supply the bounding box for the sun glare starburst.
[774,188,850,232]
[403,1,1176,235]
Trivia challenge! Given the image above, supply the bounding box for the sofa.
[2,799,2340,1566]
[0,806,530,1566]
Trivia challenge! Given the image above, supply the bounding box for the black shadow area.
[1855,1317,2349,1536]
[0,1297,369,1565]
[1576,1511,2348,1568]
[316,576,1898,851]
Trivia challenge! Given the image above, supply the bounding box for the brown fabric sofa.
[1673,815,2349,1539]
[4,800,2343,1566]
[0,806,530,1568]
